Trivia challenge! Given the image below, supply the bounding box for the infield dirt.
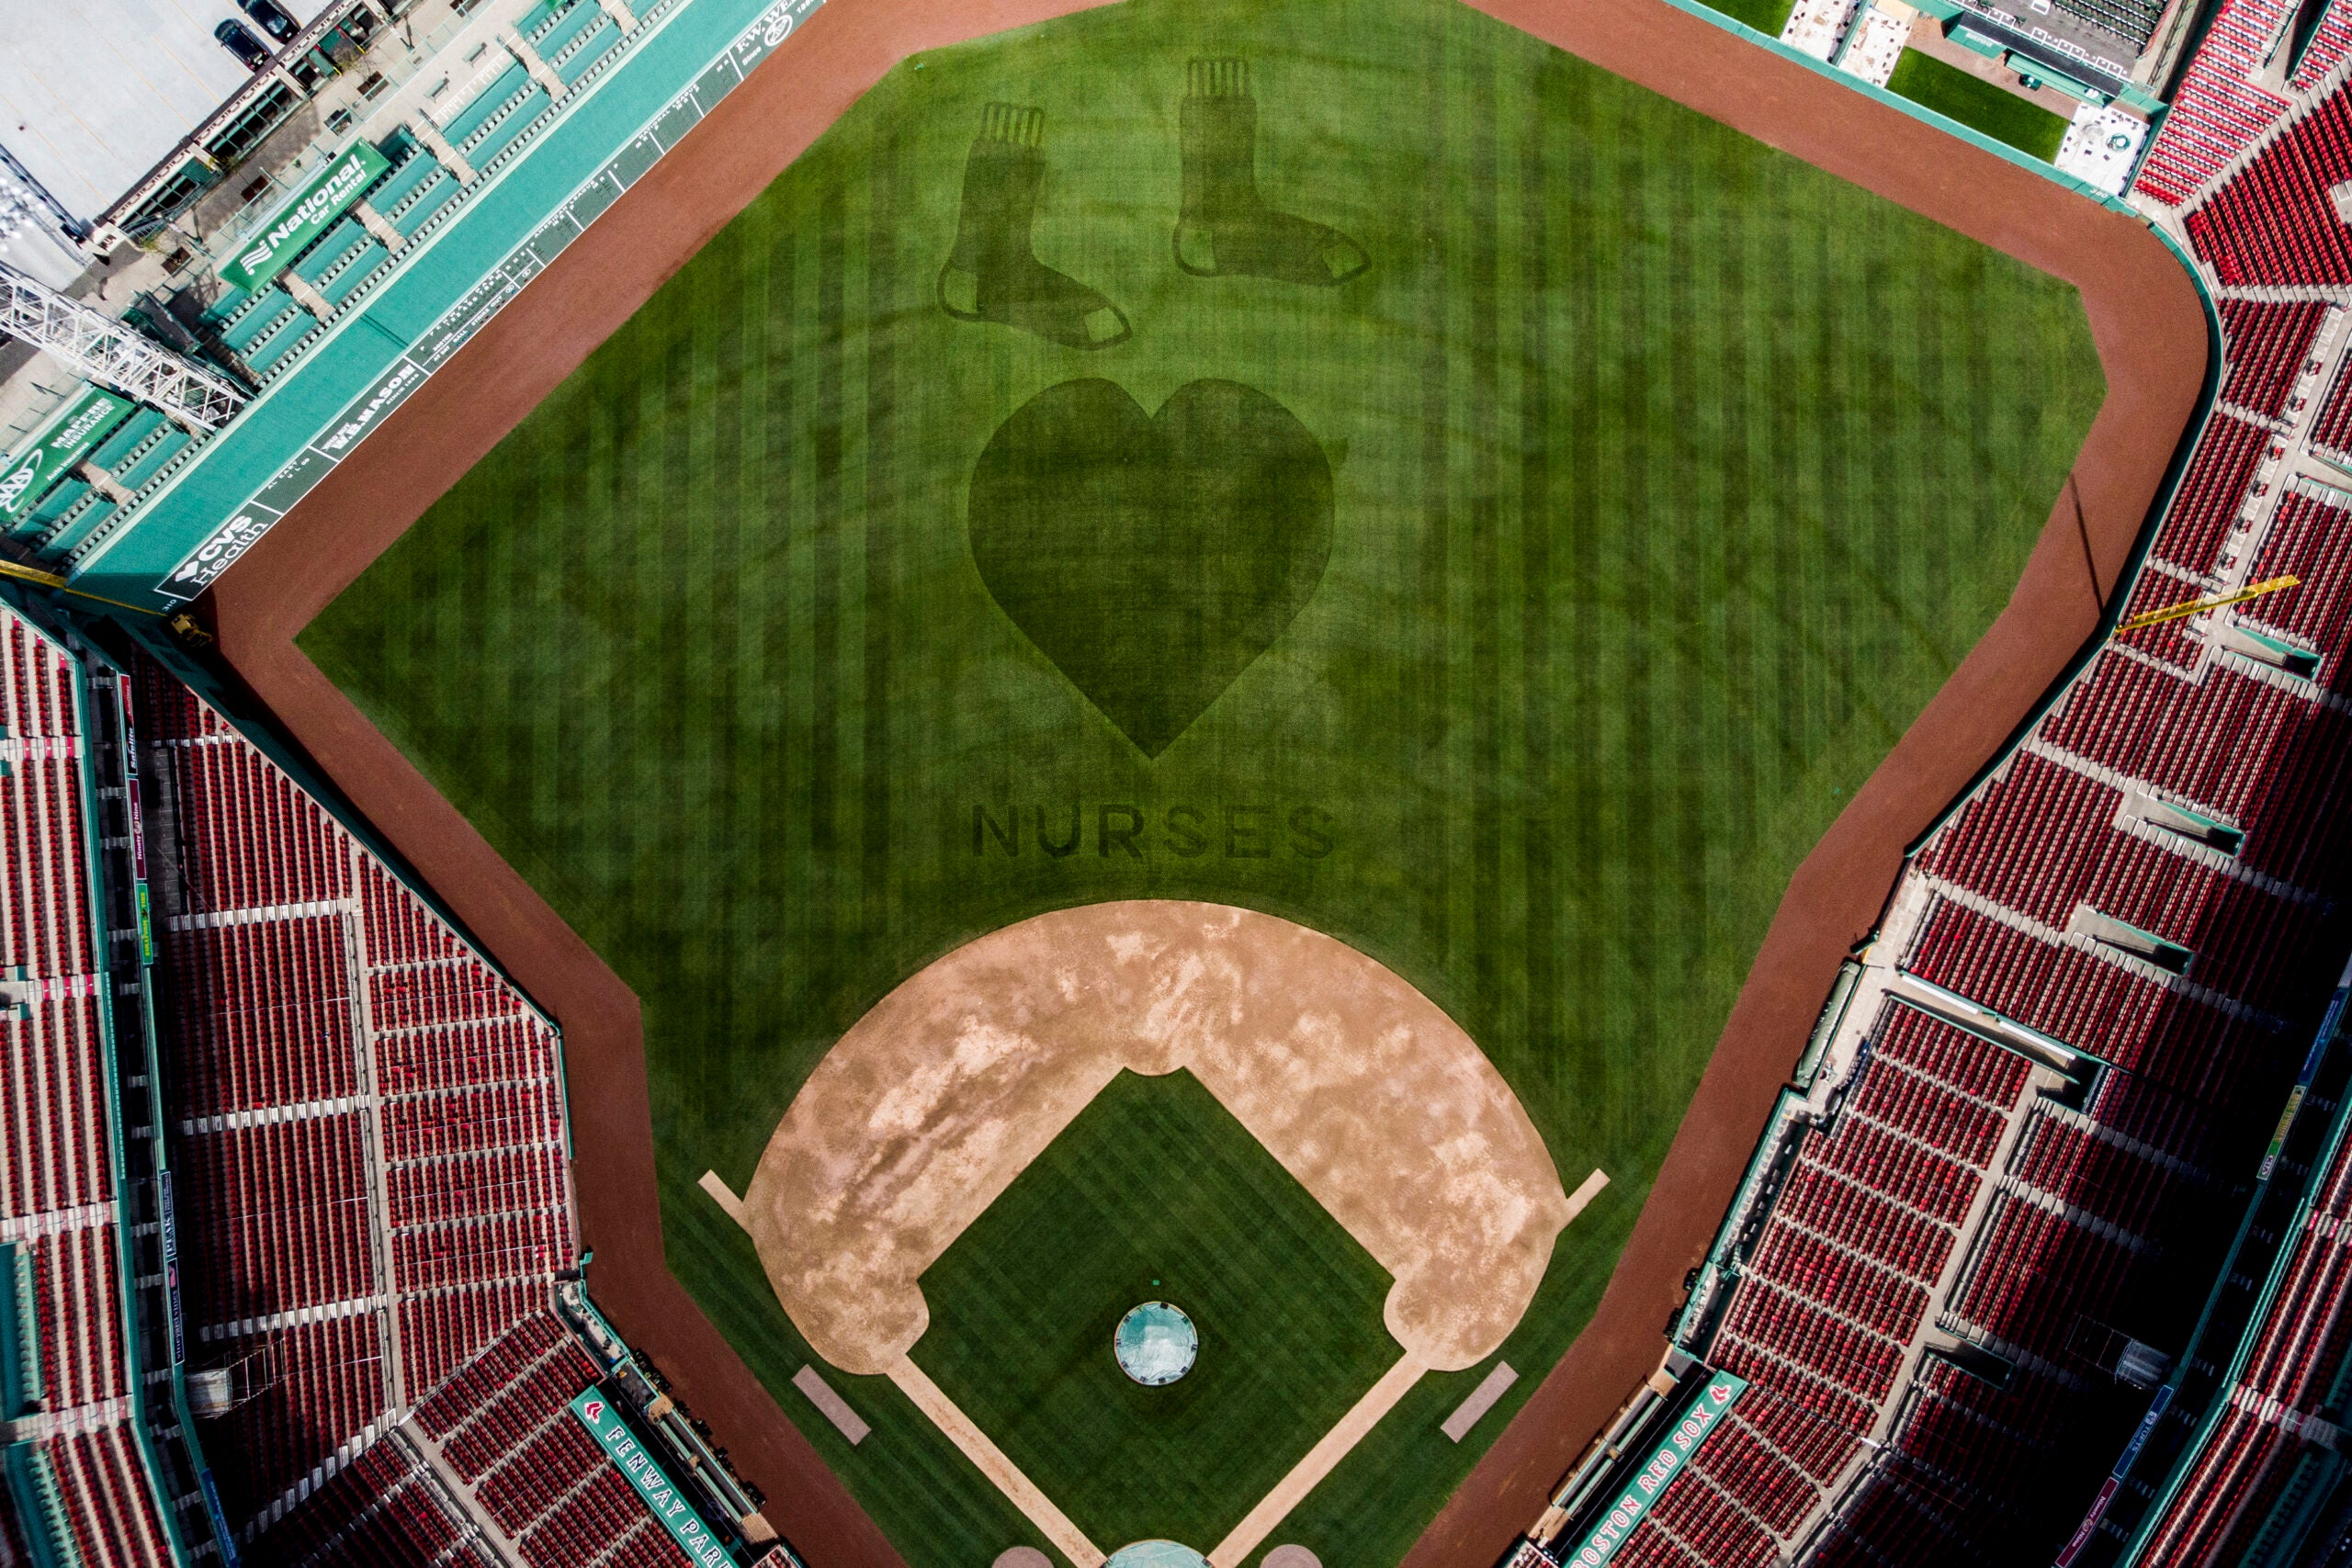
[198,4,2206,1568]
[733,900,1572,1378]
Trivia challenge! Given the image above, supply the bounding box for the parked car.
[240,0,300,42]
[214,17,272,68]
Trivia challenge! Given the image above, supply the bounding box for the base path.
[1208,1354,1430,1568]
[200,1,2208,1567]
[888,1356,1106,1568]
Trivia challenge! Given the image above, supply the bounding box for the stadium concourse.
[0,588,791,1565]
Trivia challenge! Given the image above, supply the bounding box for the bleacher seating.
[409,1314,692,1568]
[259,1439,479,1566]
[110,654,733,1564]
[2143,413,2271,578]
[2132,0,2293,206]
[2295,0,2352,89]
[2312,353,2352,458]
[1650,991,2223,1559]
[44,1425,178,1568]
[2245,486,2352,680]
[2218,299,2327,420]
[1613,1008,2030,1561]
[193,0,638,393]
[2186,72,2352,286]
[2132,1077,2352,1562]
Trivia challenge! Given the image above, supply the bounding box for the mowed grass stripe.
[1470,70,1503,1011]
[300,1,2107,1562]
[865,133,900,941]
[1412,15,1453,962]
[1517,56,1556,1084]
[810,194,846,874]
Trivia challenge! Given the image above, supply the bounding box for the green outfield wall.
[65,0,826,611]
[59,0,2165,619]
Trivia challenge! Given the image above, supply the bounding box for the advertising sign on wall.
[0,385,132,525]
[1560,1368,1749,1568]
[220,141,391,294]
[570,1386,732,1566]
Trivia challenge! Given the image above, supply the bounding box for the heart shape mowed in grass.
[968,378,1334,758]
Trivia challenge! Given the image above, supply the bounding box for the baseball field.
[295,0,2107,1562]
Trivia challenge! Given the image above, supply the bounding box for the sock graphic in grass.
[968,378,1332,757]
[939,103,1132,350]
[1173,60,1369,286]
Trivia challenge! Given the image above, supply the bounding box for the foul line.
[1207,1352,1430,1568]
[888,1355,1106,1568]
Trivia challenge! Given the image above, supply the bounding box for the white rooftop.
[0,0,331,221]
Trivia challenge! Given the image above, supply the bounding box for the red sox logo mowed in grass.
[945,62,1359,761]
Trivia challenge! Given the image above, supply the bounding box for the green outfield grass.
[300,0,2106,1562]
[917,1069,1396,1550]
[1888,52,2071,162]
[1706,0,1797,36]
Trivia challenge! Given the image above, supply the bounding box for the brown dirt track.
[198,1,2209,1565]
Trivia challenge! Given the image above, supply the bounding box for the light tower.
[0,263,248,434]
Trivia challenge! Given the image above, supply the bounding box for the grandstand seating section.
[2184,78,2352,285]
[412,1315,690,1568]
[2132,0,2292,206]
[0,604,177,1568]
[117,661,706,1566]
[2218,299,2328,421]
[2133,412,2270,580]
[2312,355,2352,458]
[2300,1,2352,88]
[256,1437,494,1568]
[2245,485,2352,674]
[2131,1078,2352,1562]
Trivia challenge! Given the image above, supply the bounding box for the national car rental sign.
[221,141,391,295]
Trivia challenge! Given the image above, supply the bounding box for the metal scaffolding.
[0,265,247,433]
